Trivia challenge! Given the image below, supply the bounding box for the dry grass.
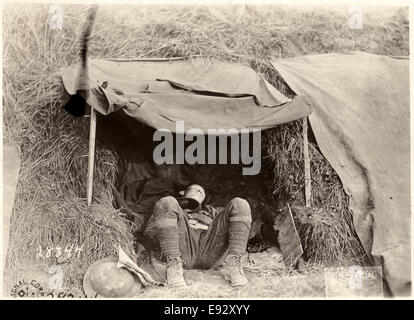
[138,251,326,298]
[293,206,368,266]
[263,122,370,266]
[3,3,408,293]
[138,270,326,299]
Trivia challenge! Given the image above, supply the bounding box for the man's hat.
[83,257,142,298]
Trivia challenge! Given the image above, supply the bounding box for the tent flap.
[272,52,410,296]
[60,58,312,132]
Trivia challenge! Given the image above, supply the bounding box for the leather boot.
[166,256,187,289]
[222,254,248,287]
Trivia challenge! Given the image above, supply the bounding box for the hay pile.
[292,206,368,266]
[4,74,135,288]
[3,3,407,289]
[3,5,135,289]
[262,122,369,266]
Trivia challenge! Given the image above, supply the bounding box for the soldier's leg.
[227,197,252,256]
[224,197,252,286]
[197,197,252,286]
[153,196,199,288]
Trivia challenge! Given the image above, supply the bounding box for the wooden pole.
[87,107,97,207]
[78,5,99,207]
[303,117,312,207]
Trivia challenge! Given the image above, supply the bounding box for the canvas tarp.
[272,52,410,296]
[60,58,312,132]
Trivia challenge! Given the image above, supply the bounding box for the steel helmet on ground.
[83,257,142,298]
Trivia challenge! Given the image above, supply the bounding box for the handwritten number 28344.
[35,244,84,260]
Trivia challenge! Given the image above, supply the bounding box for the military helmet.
[83,257,142,298]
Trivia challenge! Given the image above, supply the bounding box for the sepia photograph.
[1,0,411,303]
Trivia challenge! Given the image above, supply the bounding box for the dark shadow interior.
[95,109,283,251]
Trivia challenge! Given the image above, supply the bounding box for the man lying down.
[142,183,252,289]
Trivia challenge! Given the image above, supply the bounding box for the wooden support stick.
[87,107,97,207]
[303,117,312,207]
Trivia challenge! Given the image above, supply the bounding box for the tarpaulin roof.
[60,57,312,132]
[272,52,410,296]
